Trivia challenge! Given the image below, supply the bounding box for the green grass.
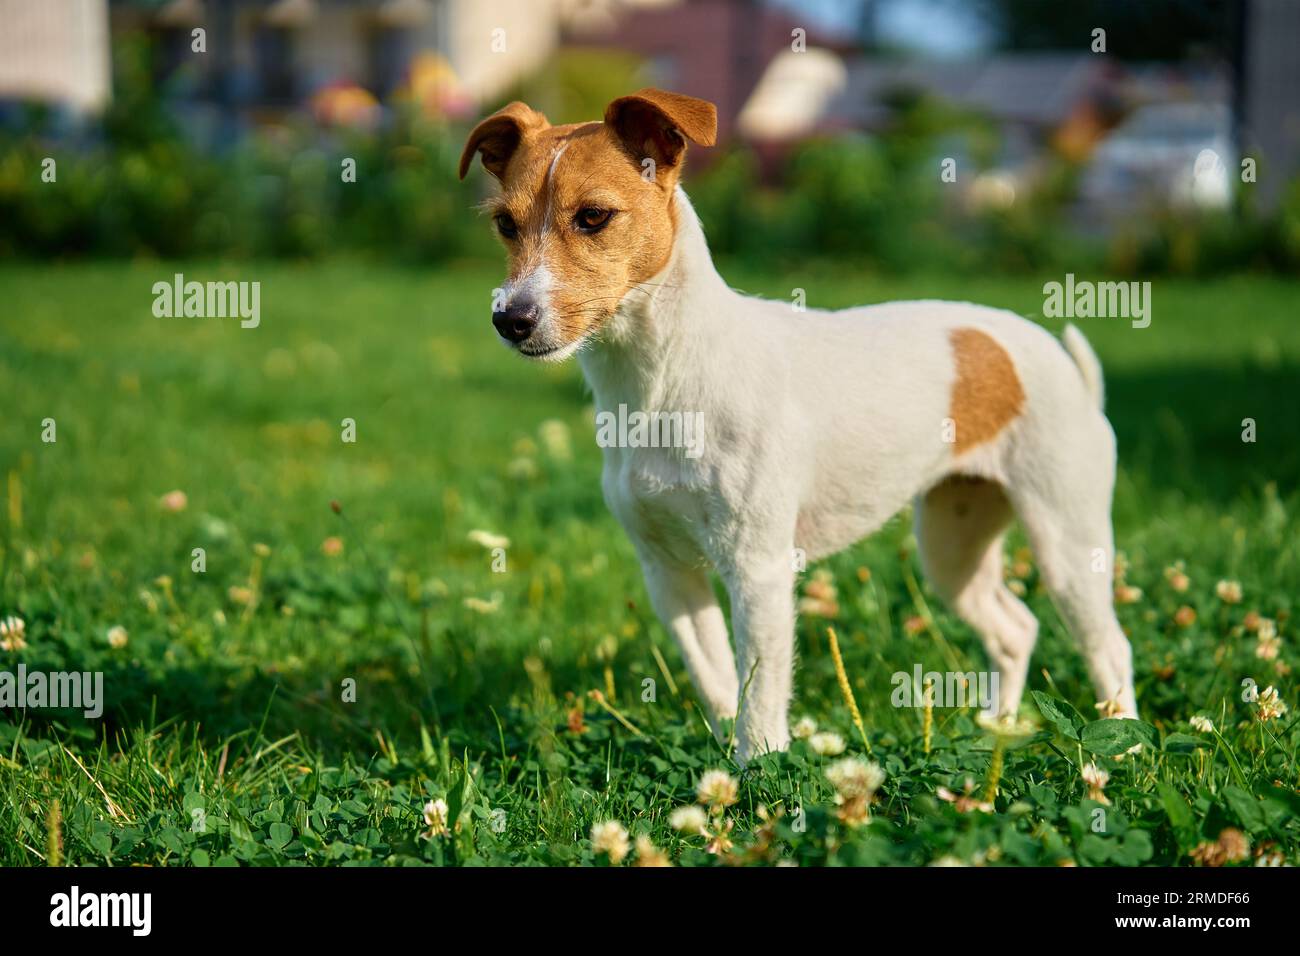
[1,260,1297,866]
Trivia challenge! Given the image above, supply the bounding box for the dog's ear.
[603,88,717,175]
[458,101,549,181]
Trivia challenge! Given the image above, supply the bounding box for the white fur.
[573,188,1136,761]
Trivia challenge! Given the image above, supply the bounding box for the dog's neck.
[578,187,734,412]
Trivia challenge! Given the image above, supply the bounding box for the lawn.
[1,259,1297,866]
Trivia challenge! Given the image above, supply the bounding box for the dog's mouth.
[515,325,600,362]
[517,342,564,359]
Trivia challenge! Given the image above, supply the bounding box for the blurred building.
[0,0,112,113]
[0,0,564,121]
[106,0,562,116]
[564,0,853,147]
[1241,0,1300,207]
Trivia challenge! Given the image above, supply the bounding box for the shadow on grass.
[1097,362,1298,502]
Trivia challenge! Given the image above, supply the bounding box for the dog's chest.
[601,446,718,563]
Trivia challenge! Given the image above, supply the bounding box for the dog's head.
[459,89,716,361]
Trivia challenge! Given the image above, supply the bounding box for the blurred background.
[2,0,1298,274]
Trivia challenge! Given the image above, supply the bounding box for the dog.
[459,88,1137,762]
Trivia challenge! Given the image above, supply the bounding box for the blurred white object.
[738,48,848,141]
[1084,103,1234,210]
[0,0,110,112]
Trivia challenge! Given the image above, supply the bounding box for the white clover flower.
[1214,580,1242,604]
[791,716,818,739]
[696,769,739,811]
[423,798,450,837]
[633,835,670,867]
[1190,715,1215,733]
[1081,762,1111,805]
[106,625,128,649]
[1257,686,1288,722]
[825,757,885,798]
[669,805,708,835]
[808,731,846,756]
[590,820,629,864]
[0,615,27,652]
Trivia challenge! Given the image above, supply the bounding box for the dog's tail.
[1061,324,1104,410]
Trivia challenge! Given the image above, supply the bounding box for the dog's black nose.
[492,302,538,343]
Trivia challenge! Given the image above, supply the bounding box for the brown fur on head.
[459,89,717,360]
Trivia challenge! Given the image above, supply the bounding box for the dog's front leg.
[638,554,740,739]
[725,555,795,763]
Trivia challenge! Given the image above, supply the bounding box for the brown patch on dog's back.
[948,328,1025,454]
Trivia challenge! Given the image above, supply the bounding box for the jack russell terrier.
[459,88,1137,762]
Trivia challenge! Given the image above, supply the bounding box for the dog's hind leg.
[1010,486,1137,719]
[638,555,740,738]
[915,476,1039,717]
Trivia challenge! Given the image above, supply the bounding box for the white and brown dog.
[460,88,1137,762]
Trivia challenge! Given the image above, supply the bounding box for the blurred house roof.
[828,53,1113,131]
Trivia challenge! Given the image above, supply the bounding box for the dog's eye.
[494,213,518,239]
[575,207,613,233]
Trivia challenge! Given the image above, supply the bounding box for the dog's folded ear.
[604,88,717,174]
[458,101,549,181]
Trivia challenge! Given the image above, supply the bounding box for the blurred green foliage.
[2,35,1298,276]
